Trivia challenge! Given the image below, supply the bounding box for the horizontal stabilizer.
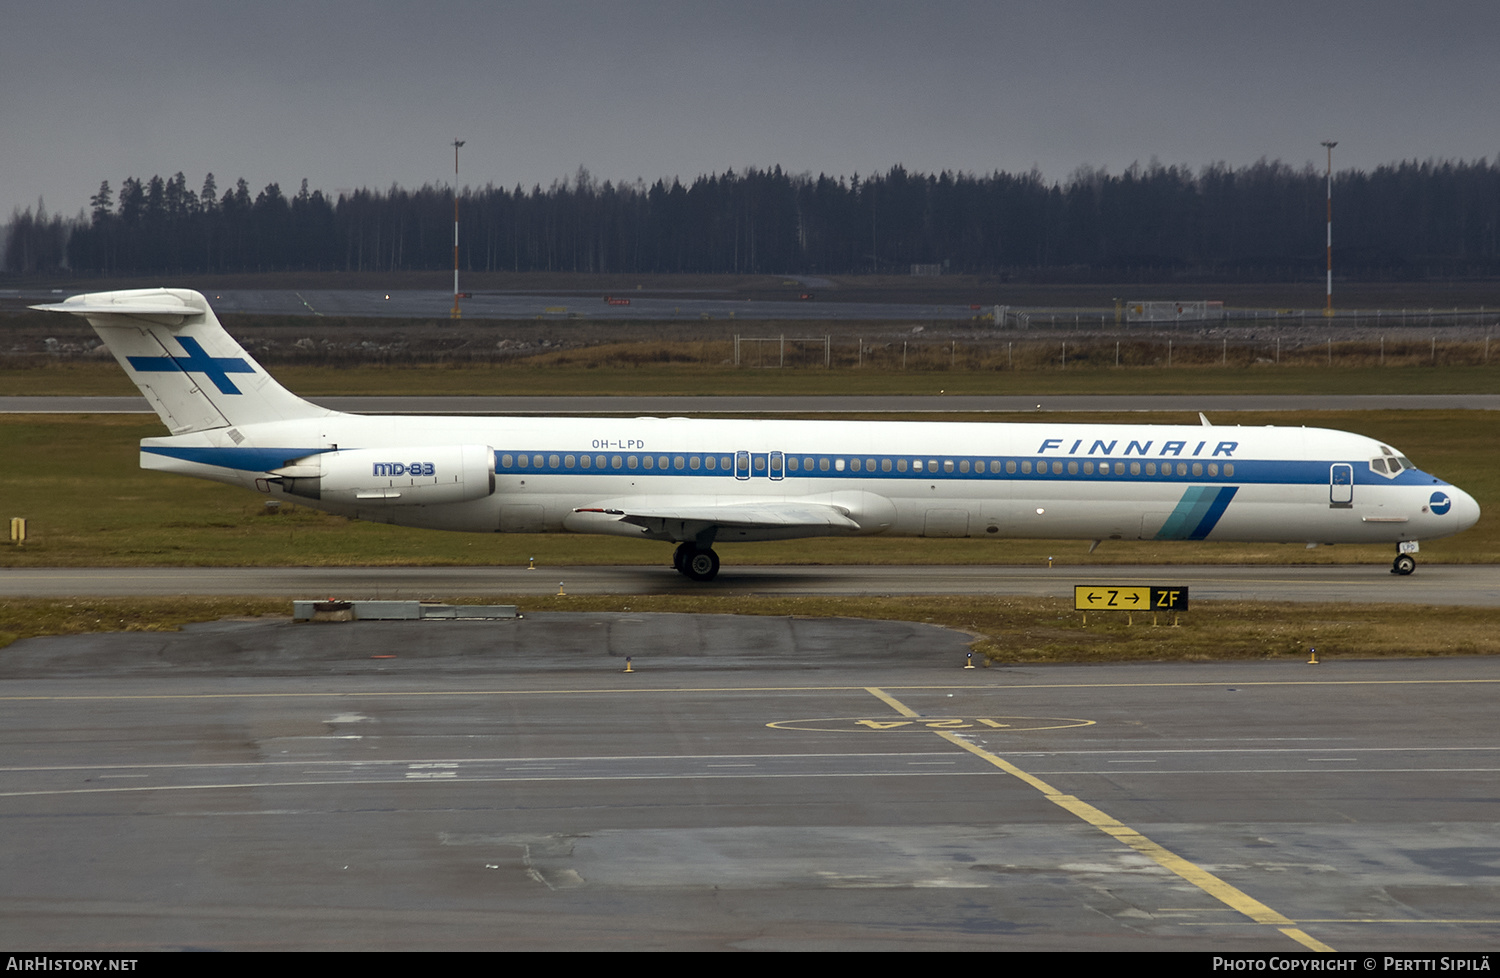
[30,292,203,321]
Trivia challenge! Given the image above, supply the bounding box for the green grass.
[2,594,1495,662]
[2,358,1498,397]
[0,409,1492,568]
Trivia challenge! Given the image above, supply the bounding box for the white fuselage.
[140,413,1480,547]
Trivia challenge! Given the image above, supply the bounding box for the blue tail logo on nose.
[1429,491,1452,515]
[127,337,254,394]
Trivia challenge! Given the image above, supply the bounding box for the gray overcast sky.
[3,0,1498,219]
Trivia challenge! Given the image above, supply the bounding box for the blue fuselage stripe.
[142,446,334,470]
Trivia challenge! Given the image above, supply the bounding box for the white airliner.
[35,288,1480,580]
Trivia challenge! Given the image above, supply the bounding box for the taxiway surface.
[4,563,1497,606]
[1,614,1497,951]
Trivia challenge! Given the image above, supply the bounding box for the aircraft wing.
[572,499,861,532]
[617,501,859,530]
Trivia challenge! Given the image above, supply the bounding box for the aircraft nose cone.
[1451,486,1481,531]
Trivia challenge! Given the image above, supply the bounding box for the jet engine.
[272,445,496,505]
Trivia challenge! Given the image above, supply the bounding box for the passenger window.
[786,457,797,472]
[959,460,970,473]
[882,458,892,472]
[674,456,686,470]
[1052,461,1064,475]
[611,455,623,469]
[689,456,700,470]
[1021,460,1031,474]
[1006,460,1016,474]
[753,455,765,471]
[1130,462,1140,475]
[1067,461,1078,475]
[1191,463,1202,476]
[565,455,575,468]
[501,454,513,467]
[1208,463,1218,476]
[1114,462,1125,475]
[627,455,638,469]
[850,458,862,472]
[1224,463,1234,477]
[1083,461,1094,474]
[1176,462,1187,476]
[897,459,908,472]
[835,458,845,471]
[819,458,830,471]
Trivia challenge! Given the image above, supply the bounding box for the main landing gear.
[1391,553,1416,576]
[672,542,721,581]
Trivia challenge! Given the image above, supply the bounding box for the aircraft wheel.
[672,542,692,574]
[1392,554,1416,576]
[684,547,720,582]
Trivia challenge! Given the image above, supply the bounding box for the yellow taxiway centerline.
[865,685,1334,953]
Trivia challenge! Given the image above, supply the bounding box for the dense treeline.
[7,159,1500,279]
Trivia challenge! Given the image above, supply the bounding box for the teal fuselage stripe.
[1155,486,1239,540]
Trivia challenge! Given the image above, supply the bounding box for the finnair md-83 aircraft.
[36,288,1479,580]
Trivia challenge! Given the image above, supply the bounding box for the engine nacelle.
[274,445,496,505]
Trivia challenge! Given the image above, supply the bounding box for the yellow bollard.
[623,656,633,673]
[557,581,566,596]
[963,652,975,669]
[1307,647,1319,665]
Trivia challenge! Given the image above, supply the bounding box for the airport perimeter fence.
[730,331,1496,371]
[1002,305,1500,334]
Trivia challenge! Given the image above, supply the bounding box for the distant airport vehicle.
[35,289,1481,580]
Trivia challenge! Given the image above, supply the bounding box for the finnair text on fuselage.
[1036,438,1239,457]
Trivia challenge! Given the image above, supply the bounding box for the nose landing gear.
[1391,553,1416,576]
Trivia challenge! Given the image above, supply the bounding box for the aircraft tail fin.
[32,288,331,433]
